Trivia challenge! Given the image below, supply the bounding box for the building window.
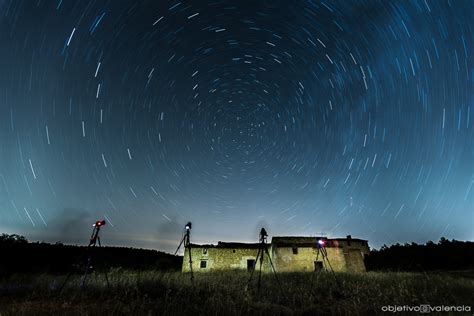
[200,260,207,269]
[292,247,298,255]
[202,248,208,255]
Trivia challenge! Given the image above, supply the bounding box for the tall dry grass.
[0,269,472,315]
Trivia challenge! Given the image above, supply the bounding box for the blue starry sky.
[0,0,472,252]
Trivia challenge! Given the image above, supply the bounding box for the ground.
[0,269,472,315]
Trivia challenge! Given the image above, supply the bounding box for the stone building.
[182,235,369,273]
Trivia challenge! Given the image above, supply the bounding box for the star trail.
[0,0,472,251]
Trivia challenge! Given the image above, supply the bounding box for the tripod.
[81,220,110,288]
[175,222,194,283]
[246,228,284,296]
[310,239,342,295]
[58,220,109,293]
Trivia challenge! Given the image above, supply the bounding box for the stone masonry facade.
[182,236,369,273]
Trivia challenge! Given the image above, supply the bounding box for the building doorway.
[314,261,323,272]
[247,259,255,271]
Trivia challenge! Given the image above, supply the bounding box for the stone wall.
[337,239,369,272]
[183,246,271,272]
[272,246,347,272]
[182,239,369,273]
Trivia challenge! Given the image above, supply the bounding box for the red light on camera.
[94,220,106,227]
[317,238,327,248]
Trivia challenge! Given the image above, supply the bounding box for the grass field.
[0,269,472,315]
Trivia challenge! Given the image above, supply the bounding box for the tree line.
[365,237,474,272]
[1,234,472,275]
[0,233,181,276]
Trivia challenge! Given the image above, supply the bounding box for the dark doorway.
[247,259,255,271]
[314,261,323,271]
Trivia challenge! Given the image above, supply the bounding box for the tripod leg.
[312,249,325,297]
[174,237,185,255]
[257,248,264,292]
[81,256,92,288]
[96,236,110,288]
[187,245,194,283]
[263,246,285,298]
[246,247,261,289]
[310,248,321,294]
[322,248,342,293]
[58,272,73,293]
[102,268,110,288]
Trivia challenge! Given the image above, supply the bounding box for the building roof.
[271,236,320,247]
[189,242,265,249]
[217,242,264,249]
[188,236,368,249]
[271,236,368,247]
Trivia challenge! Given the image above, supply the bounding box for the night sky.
[0,0,472,252]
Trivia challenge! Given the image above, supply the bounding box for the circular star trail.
[0,0,472,250]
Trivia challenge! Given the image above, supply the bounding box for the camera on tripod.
[316,237,327,248]
[185,222,192,231]
[94,220,106,227]
[175,221,194,283]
